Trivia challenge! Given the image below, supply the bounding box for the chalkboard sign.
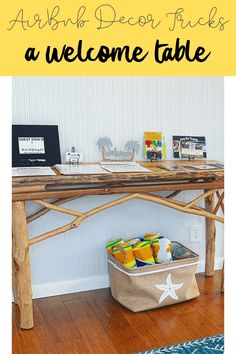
[12,125,61,167]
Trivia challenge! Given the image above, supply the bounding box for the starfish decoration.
[155,273,183,304]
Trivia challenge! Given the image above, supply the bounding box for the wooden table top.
[12,160,224,188]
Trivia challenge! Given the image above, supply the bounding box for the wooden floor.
[13,271,224,354]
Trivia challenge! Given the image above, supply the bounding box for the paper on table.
[101,163,151,173]
[184,164,224,170]
[55,164,109,175]
[12,166,56,176]
[101,161,136,165]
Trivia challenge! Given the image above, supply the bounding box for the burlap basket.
[108,241,200,312]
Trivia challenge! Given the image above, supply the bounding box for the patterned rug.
[138,334,224,353]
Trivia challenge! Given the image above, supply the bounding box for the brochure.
[55,164,109,175]
[12,166,56,177]
[101,164,151,173]
[184,163,224,171]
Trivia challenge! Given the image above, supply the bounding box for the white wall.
[12,77,224,299]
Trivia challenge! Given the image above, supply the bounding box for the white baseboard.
[32,274,110,299]
[197,256,224,273]
[31,257,224,300]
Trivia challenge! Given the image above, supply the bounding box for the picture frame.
[12,124,61,167]
[173,135,207,159]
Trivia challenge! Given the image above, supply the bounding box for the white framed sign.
[66,151,83,164]
[18,137,45,155]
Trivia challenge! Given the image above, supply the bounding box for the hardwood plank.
[56,340,91,354]
[12,323,60,354]
[36,297,84,345]
[13,272,224,354]
[94,290,170,351]
[79,290,151,353]
[13,302,60,354]
[64,294,119,354]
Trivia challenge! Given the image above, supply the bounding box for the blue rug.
[139,334,224,353]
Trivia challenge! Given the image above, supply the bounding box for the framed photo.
[12,125,61,167]
[173,136,207,159]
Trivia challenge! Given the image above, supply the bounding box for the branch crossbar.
[33,199,83,217]
[184,189,218,209]
[29,190,224,246]
[215,191,224,214]
[27,197,80,223]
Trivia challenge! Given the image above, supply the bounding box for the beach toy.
[112,242,137,268]
[133,241,155,267]
[144,233,160,241]
[106,238,124,255]
[151,237,172,263]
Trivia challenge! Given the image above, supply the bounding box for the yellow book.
[144,132,162,160]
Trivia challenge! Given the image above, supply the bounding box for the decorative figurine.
[97,137,140,163]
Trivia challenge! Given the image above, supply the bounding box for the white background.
[12,76,224,298]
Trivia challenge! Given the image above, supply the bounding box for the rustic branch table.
[12,160,224,329]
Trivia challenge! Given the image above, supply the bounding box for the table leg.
[205,192,216,276]
[12,254,18,305]
[12,201,34,329]
[221,262,224,293]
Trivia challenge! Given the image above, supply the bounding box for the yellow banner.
[1,1,235,75]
